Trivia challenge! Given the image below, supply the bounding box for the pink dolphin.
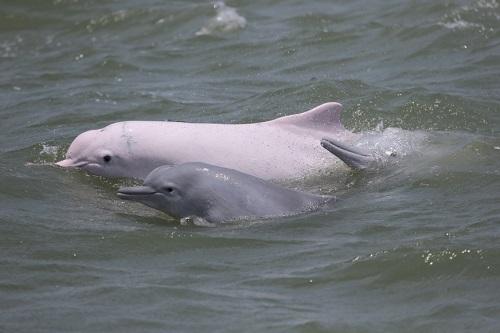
[56,102,364,180]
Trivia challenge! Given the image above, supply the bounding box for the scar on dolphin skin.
[120,122,137,155]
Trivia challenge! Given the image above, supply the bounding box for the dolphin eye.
[103,155,111,163]
[163,187,174,193]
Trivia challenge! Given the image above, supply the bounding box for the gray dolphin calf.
[117,162,335,225]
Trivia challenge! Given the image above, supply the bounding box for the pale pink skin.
[56,102,359,180]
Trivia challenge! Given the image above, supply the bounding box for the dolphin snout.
[117,186,156,200]
[55,159,88,168]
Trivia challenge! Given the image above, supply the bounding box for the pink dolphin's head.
[56,125,143,178]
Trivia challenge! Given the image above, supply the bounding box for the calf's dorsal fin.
[268,102,345,130]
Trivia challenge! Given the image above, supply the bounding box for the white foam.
[438,0,495,31]
[40,143,60,157]
[439,18,483,30]
[196,1,246,36]
[477,0,498,9]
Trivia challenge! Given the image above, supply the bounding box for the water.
[1,0,500,331]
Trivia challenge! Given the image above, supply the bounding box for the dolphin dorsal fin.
[268,102,345,130]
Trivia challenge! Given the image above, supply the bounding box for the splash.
[438,17,484,30]
[438,0,498,31]
[40,143,60,157]
[25,143,64,167]
[85,9,129,33]
[0,35,23,58]
[196,1,246,36]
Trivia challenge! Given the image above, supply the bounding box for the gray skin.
[320,137,376,170]
[117,162,335,224]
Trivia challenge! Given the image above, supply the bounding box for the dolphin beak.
[55,159,74,167]
[55,159,88,168]
[117,186,157,200]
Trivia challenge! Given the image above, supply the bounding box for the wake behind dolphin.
[117,162,336,225]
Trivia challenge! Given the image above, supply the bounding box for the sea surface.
[1,0,500,332]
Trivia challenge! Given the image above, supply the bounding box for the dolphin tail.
[321,138,375,170]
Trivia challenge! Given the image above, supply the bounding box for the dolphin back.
[193,163,333,222]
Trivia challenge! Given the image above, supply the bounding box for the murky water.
[1,1,500,332]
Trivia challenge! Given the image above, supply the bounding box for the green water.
[1,0,500,332]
